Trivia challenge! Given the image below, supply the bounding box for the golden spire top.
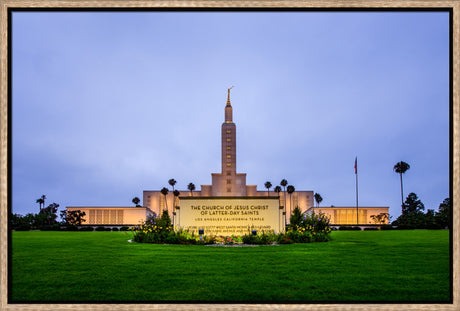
[226,86,234,106]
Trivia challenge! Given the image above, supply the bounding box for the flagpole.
[355,157,359,225]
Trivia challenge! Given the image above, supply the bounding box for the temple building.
[142,88,314,218]
[67,89,388,226]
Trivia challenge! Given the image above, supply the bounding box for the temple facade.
[67,89,388,226]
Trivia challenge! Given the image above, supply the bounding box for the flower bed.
[130,210,331,245]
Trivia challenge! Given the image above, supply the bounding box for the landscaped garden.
[129,208,332,245]
[10,229,450,303]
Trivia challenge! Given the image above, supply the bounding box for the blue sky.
[12,11,450,221]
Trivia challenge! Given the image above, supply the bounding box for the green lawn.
[10,230,450,303]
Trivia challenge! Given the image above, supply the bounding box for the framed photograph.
[1,1,458,311]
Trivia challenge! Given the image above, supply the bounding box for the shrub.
[277,234,294,244]
[312,232,331,242]
[112,227,119,231]
[242,234,258,244]
[130,212,173,243]
[339,226,361,231]
[286,230,311,243]
[216,234,243,245]
[78,226,94,231]
[40,224,61,231]
[95,226,109,231]
[285,210,331,243]
[164,233,180,244]
[380,225,394,230]
[119,226,130,231]
[241,231,276,245]
[13,226,31,231]
[364,227,379,231]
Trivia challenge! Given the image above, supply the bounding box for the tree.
[435,197,451,229]
[36,197,44,211]
[280,179,288,206]
[274,186,281,195]
[264,181,272,197]
[160,187,169,214]
[402,192,424,215]
[173,190,180,200]
[393,161,410,213]
[35,203,59,228]
[168,179,177,191]
[314,193,323,208]
[173,190,180,208]
[370,212,389,224]
[61,210,86,226]
[11,213,34,230]
[132,197,141,207]
[392,193,426,229]
[286,185,295,220]
[187,182,196,196]
[289,206,303,230]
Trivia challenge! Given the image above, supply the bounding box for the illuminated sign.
[178,197,281,235]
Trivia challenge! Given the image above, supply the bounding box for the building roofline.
[179,196,280,200]
[307,206,389,209]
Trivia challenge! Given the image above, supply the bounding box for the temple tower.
[222,87,237,174]
[211,88,247,196]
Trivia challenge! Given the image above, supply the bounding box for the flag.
[354,157,357,174]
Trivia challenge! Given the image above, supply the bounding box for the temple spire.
[225,87,234,123]
[226,86,234,106]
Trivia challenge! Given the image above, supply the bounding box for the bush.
[339,226,362,231]
[78,226,94,231]
[241,232,277,245]
[286,230,311,243]
[95,226,110,231]
[312,232,331,242]
[112,227,119,231]
[284,210,331,243]
[119,226,130,231]
[14,226,31,231]
[40,224,61,231]
[364,227,379,231]
[380,225,394,230]
[130,211,174,243]
[164,233,180,244]
[64,226,78,231]
[277,234,294,244]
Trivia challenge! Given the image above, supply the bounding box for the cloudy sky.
[12,11,450,221]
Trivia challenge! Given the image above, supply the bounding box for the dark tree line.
[11,202,61,230]
[11,196,86,230]
[392,194,450,229]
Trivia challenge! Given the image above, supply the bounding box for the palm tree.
[394,161,410,213]
[40,194,46,209]
[280,179,288,230]
[187,182,196,196]
[314,193,323,208]
[280,179,288,208]
[173,190,180,226]
[286,185,295,225]
[160,187,169,215]
[168,179,177,192]
[273,185,282,232]
[132,197,141,207]
[173,190,180,207]
[36,197,44,211]
[264,181,272,197]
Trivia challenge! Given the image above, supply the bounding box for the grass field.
[10,230,450,303]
